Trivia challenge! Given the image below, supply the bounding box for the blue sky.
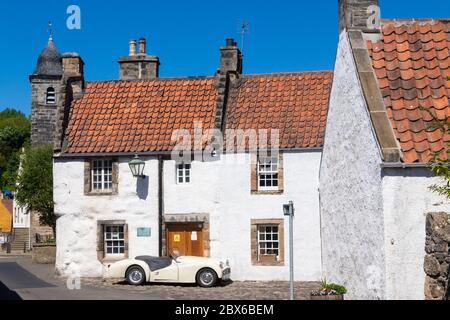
[0,0,448,115]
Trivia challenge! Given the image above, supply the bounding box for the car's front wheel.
[196,268,218,288]
[126,266,146,286]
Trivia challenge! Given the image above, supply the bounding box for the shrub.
[311,278,348,296]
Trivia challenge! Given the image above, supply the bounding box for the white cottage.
[50,36,333,282]
[320,0,450,300]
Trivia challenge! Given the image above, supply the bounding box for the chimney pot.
[226,38,236,47]
[138,38,147,55]
[129,39,137,56]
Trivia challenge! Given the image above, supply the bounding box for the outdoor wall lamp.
[129,154,146,178]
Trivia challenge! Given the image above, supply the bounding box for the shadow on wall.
[447,263,450,300]
[0,281,22,300]
[137,176,149,200]
[381,167,434,179]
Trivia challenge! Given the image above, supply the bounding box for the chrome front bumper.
[222,268,231,281]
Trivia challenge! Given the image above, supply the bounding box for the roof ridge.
[242,70,333,77]
[381,18,450,25]
[86,70,334,84]
[87,76,214,84]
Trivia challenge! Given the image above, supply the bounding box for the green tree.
[423,107,450,199]
[15,145,56,237]
[0,108,31,190]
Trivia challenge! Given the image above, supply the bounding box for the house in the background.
[0,195,12,245]
[10,201,30,251]
[10,151,31,252]
[32,34,332,282]
[320,0,450,300]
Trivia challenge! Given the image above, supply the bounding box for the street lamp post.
[283,201,295,301]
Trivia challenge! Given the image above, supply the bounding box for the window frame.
[85,158,119,196]
[176,162,192,185]
[257,156,279,191]
[46,87,56,105]
[91,159,114,192]
[251,219,285,266]
[257,224,280,260]
[104,225,126,259]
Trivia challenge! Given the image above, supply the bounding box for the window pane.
[105,226,125,256]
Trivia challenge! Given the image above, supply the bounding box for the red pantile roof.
[367,19,450,163]
[66,78,217,154]
[226,72,333,149]
[65,72,333,154]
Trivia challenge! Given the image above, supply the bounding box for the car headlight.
[220,262,224,269]
[226,260,230,267]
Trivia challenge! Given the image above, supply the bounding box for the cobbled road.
[82,278,321,300]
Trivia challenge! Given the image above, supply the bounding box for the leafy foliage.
[0,108,31,191]
[311,278,348,296]
[420,107,450,199]
[15,145,55,236]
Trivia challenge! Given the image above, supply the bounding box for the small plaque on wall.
[137,228,151,237]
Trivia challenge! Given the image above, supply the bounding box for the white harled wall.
[55,151,323,281]
[383,168,450,300]
[320,30,387,300]
[164,151,323,281]
[54,157,160,277]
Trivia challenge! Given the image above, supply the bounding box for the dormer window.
[46,87,56,104]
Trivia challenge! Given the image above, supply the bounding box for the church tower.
[29,36,64,146]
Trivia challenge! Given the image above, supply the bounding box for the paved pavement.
[0,255,320,300]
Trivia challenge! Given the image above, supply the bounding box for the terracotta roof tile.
[65,72,333,154]
[224,72,333,150]
[368,19,450,163]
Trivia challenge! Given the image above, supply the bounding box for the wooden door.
[167,224,204,257]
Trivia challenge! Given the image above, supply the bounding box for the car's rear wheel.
[126,266,146,286]
[196,268,218,288]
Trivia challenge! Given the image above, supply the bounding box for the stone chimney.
[119,37,160,80]
[339,0,380,35]
[219,38,243,77]
[62,52,85,98]
[214,38,243,131]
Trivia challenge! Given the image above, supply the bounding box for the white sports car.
[104,253,231,287]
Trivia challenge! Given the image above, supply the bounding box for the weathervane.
[47,21,53,40]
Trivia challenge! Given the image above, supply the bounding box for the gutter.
[54,147,324,159]
[381,162,428,169]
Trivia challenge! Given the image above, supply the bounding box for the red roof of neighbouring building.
[64,71,333,154]
[367,19,450,163]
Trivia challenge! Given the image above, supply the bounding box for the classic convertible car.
[104,253,231,287]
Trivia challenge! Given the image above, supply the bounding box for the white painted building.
[54,151,323,281]
[49,35,333,281]
[320,0,450,300]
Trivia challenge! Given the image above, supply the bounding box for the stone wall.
[424,213,450,300]
[32,244,56,264]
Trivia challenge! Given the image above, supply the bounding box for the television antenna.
[239,20,250,53]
